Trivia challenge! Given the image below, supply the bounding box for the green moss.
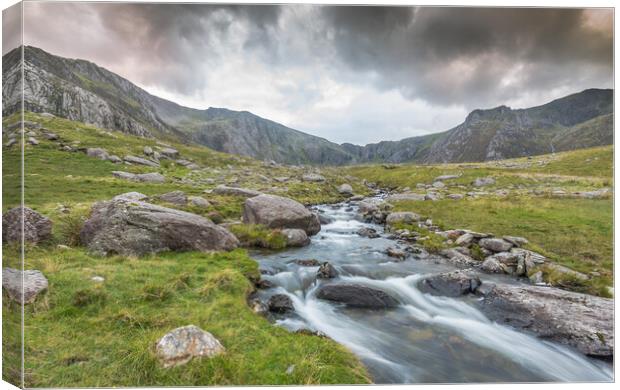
[229,224,288,249]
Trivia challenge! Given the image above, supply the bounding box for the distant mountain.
[2,46,613,165]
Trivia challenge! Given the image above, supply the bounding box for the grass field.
[346,146,613,296]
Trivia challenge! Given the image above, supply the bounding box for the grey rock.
[357,227,380,238]
[419,270,481,297]
[479,238,513,252]
[268,294,294,313]
[143,146,153,156]
[243,194,320,235]
[112,192,148,202]
[124,155,159,167]
[156,325,225,368]
[447,193,464,200]
[455,233,474,246]
[477,284,614,358]
[385,212,420,227]
[213,185,262,198]
[302,173,326,182]
[473,177,495,187]
[27,137,39,145]
[80,198,239,256]
[386,193,425,202]
[107,155,122,163]
[432,181,446,188]
[386,247,407,260]
[480,257,504,273]
[317,262,338,279]
[159,191,188,206]
[160,148,179,159]
[281,228,310,247]
[338,183,353,195]
[503,236,529,247]
[2,268,48,304]
[5,138,17,147]
[112,171,137,181]
[87,147,109,160]
[316,284,399,308]
[188,196,210,208]
[424,192,442,201]
[44,132,58,140]
[2,206,52,244]
[136,172,166,183]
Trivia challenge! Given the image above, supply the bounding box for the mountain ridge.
[2,46,613,165]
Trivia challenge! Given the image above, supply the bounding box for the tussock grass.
[228,224,288,249]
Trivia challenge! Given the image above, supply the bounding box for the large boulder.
[315,283,399,308]
[243,194,320,236]
[3,206,52,244]
[418,270,481,297]
[213,185,262,198]
[156,325,225,368]
[302,173,326,182]
[80,198,239,256]
[477,284,614,358]
[2,268,48,304]
[86,147,109,160]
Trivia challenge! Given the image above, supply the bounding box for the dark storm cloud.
[18,3,613,142]
[319,6,613,106]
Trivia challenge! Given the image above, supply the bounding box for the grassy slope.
[345,146,613,295]
[2,113,371,386]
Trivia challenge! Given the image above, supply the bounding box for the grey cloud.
[2,2,21,55]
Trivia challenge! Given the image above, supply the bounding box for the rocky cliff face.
[2,46,613,165]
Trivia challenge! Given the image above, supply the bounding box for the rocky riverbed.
[249,195,613,383]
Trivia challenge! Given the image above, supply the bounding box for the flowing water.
[251,200,613,383]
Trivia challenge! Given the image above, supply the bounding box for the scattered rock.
[479,238,513,253]
[159,191,188,206]
[80,198,239,256]
[317,262,338,279]
[386,193,425,202]
[386,247,407,260]
[316,284,399,308]
[268,294,294,313]
[156,325,225,368]
[243,194,320,235]
[480,257,504,273]
[424,192,442,201]
[357,227,380,238]
[2,268,48,304]
[124,155,159,167]
[338,184,353,195]
[213,185,262,198]
[302,173,326,182]
[136,172,166,183]
[473,177,495,187]
[44,133,58,140]
[113,192,149,202]
[503,236,529,247]
[419,270,481,297]
[281,228,310,247]
[447,194,464,200]
[188,196,210,208]
[143,146,153,156]
[432,181,446,188]
[91,276,105,283]
[160,148,179,159]
[27,137,39,145]
[477,284,614,358]
[455,233,474,246]
[108,155,122,163]
[86,148,109,160]
[2,206,52,244]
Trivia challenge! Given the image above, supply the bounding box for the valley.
[2,111,614,386]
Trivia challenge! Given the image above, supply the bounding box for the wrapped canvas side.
[2,2,25,389]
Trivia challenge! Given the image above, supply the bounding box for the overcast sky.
[7,3,614,144]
